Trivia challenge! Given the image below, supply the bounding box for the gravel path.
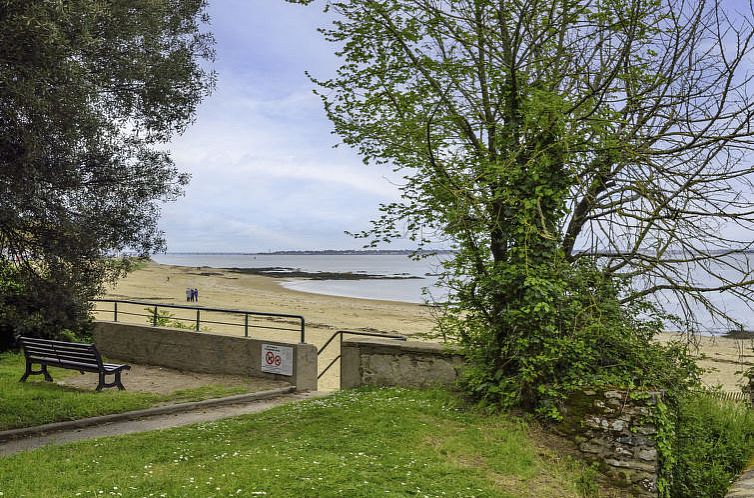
[0,391,326,457]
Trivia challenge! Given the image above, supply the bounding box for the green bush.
[453,259,700,418]
[671,393,754,497]
[144,308,209,331]
[0,261,93,351]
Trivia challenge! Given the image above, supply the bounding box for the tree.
[288,0,754,409]
[0,0,215,349]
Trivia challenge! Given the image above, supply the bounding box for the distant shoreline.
[153,249,455,256]
[155,248,754,256]
[222,266,423,281]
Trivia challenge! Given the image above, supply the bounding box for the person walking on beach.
[194,288,199,302]
[186,288,191,302]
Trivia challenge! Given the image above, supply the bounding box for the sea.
[152,252,450,304]
[151,252,754,333]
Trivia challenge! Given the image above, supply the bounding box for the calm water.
[152,253,449,304]
[152,252,754,332]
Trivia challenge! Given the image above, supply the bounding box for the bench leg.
[96,371,105,392]
[19,362,54,383]
[19,360,32,382]
[41,364,53,382]
[115,371,125,390]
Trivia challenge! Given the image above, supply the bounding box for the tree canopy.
[0,0,215,348]
[290,0,754,410]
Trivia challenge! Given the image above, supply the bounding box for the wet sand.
[98,261,752,392]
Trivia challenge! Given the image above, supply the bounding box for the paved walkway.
[727,467,754,497]
[0,391,326,457]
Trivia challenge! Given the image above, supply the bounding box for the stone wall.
[93,321,317,391]
[340,337,464,389]
[559,389,661,496]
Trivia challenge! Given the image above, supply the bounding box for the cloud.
[159,2,409,252]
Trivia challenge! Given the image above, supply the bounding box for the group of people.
[185,288,199,302]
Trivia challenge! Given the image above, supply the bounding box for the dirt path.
[58,362,290,394]
[0,391,326,457]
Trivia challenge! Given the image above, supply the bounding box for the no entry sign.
[261,344,293,376]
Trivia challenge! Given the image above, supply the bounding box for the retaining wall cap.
[342,337,462,355]
[96,322,309,347]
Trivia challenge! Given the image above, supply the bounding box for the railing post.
[300,317,305,343]
[244,313,249,337]
[152,306,158,326]
[196,309,201,331]
[114,301,118,322]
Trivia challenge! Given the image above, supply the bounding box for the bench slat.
[23,349,97,364]
[28,356,101,371]
[23,343,96,355]
[20,338,93,350]
[102,364,130,372]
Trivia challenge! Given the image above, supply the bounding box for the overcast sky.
[161,1,754,253]
[160,1,408,253]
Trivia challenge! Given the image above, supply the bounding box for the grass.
[0,387,608,497]
[0,353,249,431]
[671,392,754,497]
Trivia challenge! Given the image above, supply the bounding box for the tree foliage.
[286,0,754,410]
[0,0,215,347]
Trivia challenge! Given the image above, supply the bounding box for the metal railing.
[700,389,751,404]
[317,330,407,380]
[91,299,306,343]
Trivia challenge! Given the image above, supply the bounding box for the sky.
[160,1,407,253]
[160,0,754,254]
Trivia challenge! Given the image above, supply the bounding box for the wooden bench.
[18,336,131,391]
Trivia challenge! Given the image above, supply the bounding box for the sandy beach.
[98,261,754,393]
[97,261,437,390]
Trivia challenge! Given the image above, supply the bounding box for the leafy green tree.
[0,0,215,348]
[285,0,754,410]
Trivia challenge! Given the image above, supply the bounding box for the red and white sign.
[261,344,293,376]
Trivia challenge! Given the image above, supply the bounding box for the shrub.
[0,261,93,351]
[670,393,754,497]
[453,259,700,418]
[145,308,209,331]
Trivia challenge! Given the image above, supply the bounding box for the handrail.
[91,298,306,343]
[317,330,406,380]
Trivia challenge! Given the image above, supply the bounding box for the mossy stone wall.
[559,389,661,496]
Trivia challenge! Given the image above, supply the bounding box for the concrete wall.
[340,337,464,389]
[93,322,317,391]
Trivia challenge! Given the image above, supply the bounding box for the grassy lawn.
[0,387,610,497]
[0,353,249,431]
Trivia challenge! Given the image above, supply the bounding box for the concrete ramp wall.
[340,337,464,389]
[93,322,317,391]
